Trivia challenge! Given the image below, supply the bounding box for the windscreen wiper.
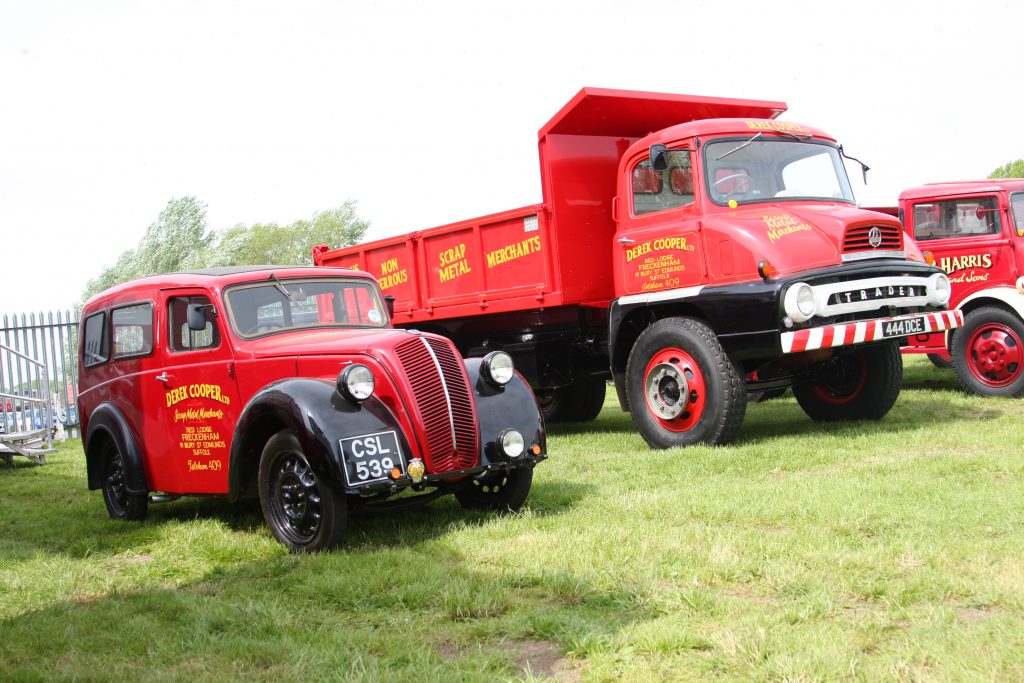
[268,273,298,303]
[716,132,762,161]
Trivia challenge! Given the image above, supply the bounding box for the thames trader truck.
[882,180,1024,397]
[314,88,961,449]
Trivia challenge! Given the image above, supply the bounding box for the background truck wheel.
[625,317,746,449]
[793,341,902,421]
[927,352,952,369]
[537,378,607,423]
[258,430,347,553]
[101,440,148,521]
[455,467,533,512]
[951,306,1024,397]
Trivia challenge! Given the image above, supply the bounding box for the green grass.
[2,357,1023,681]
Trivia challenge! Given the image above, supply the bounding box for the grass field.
[2,357,1023,681]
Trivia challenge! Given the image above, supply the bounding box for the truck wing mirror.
[187,303,212,331]
[649,144,670,172]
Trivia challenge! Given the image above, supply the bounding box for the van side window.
[112,303,154,359]
[632,150,694,216]
[83,312,109,368]
[913,196,1001,241]
[168,296,220,351]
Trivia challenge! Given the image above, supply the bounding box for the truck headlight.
[930,272,951,306]
[481,351,514,387]
[499,429,525,458]
[783,282,816,323]
[337,364,374,402]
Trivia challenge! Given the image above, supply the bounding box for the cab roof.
[899,179,1024,201]
[83,265,369,309]
[624,118,836,162]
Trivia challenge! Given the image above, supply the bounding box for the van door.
[140,289,240,494]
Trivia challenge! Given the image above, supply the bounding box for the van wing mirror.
[187,303,211,331]
[649,144,670,172]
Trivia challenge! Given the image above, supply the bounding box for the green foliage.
[198,200,369,268]
[82,197,212,301]
[81,199,369,302]
[988,159,1024,179]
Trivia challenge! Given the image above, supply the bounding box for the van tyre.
[259,430,347,553]
[101,440,149,521]
[952,306,1024,397]
[625,317,746,449]
[793,341,902,421]
[455,467,533,512]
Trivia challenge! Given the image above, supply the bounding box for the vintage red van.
[896,180,1024,397]
[77,266,546,552]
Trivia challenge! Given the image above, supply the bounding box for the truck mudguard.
[958,285,1024,320]
[85,402,148,495]
[228,378,412,501]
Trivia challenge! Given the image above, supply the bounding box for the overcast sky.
[2,0,1021,314]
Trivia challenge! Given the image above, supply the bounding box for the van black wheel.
[952,306,1024,397]
[793,341,902,421]
[100,440,148,521]
[455,467,533,512]
[259,430,347,553]
[625,317,746,449]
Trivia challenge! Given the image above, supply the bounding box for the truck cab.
[896,180,1024,396]
[77,266,545,552]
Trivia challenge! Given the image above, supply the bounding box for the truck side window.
[913,197,1001,241]
[1011,193,1024,235]
[632,150,694,215]
[83,311,109,368]
[112,303,154,359]
[168,296,220,351]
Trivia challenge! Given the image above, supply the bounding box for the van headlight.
[337,364,374,402]
[783,282,817,323]
[481,351,514,387]
[499,429,525,458]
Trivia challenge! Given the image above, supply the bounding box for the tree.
[198,200,369,267]
[989,159,1024,179]
[82,197,212,300]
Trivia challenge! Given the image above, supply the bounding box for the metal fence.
[0,311,81,460]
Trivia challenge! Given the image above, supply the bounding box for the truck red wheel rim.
[812,354,867,405]
[966,324,1022,387]
[643,347,706,432]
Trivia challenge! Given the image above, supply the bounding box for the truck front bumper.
[781,309,963,354]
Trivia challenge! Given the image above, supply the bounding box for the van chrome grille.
[394,336,479,473]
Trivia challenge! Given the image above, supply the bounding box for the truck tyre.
[537,379,606,423]
[793,341,902,421]
[455,467,533,512]
[625,317,746,449]
[951,306,1024,397]
[101,439,149,521]
[258,430,347,553]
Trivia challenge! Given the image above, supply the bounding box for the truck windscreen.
[703,138,856,207]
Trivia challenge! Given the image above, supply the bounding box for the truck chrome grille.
[843,224,902,253]
[394,336,479,473]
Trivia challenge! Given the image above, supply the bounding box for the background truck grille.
[394,336,479,473]
[843,224,902,252]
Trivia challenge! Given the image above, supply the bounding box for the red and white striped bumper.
[781,310,963,354]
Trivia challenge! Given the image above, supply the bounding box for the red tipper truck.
[314,88,961,449]
[889,180,1024,397]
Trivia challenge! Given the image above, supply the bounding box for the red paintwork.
[894,180,1024,357]
[76,267,459,495]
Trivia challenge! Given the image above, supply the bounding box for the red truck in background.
[889,180,1024,397]
[315,88,960,449]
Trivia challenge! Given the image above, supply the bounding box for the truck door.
[141,289,240,494]
[909,194,1010,297]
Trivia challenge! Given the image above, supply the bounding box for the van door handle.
[155,372,173,384]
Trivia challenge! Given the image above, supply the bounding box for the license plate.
[883,316,926,337]
[340,430,406,486]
